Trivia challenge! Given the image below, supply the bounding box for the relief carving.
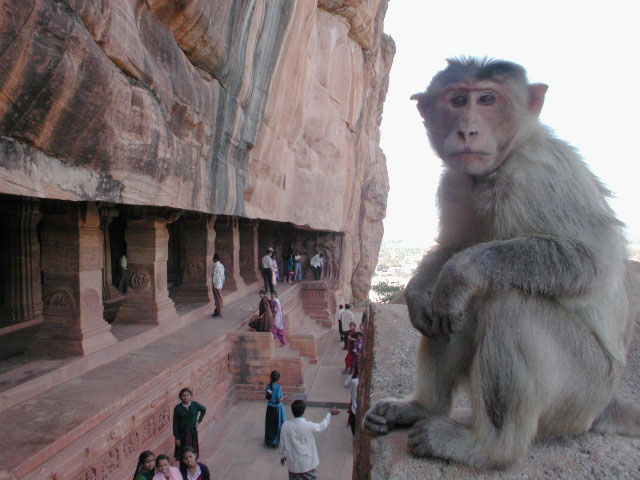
[139,416,156,445]
[122,431,138,460]
[300,289,326,300]
[158,405,171,430]
[101,448,120,480]
[187,261,204,279]
[48,291,75,311]
[130,272,151,291]
[77,467,97,480]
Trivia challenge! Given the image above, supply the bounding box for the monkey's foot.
[364,399,429,435]
[408,417,489,468]
[407,417,442,457]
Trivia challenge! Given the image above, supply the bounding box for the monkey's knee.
[407,416,525,470]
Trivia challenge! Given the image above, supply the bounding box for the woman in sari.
[132,451,155,480]
[343,322,358,373]
[172,387,206,464]
[264,370,286,446]
[271,291,286,346]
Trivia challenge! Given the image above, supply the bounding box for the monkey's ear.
[528,83,548,117]
[411,92,429,119]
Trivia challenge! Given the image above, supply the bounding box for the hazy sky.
[380,1,640,246]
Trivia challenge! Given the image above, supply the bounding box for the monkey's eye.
[450,95,467,107]
[478,94,495,105]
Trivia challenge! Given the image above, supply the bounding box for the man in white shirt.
[309,253,324,280]
[262,247,276,293]
[279,400,340,479]
[211,253,225,317]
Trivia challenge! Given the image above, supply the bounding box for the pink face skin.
[142,454,155,472]
[156,458,170,475]
[429,80,519,177]
[417,78,550,178]
[180,390,192,405]
[183,451,198,469]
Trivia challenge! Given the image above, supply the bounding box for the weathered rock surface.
[0,0,393,301]
[363,304,640,479]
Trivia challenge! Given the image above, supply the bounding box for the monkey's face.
[419,81,521,177]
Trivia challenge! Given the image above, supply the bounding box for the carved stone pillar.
[239,219,259,285]
[30,202,117,356]
[115,211,178,324]
[215,217,245,293]
[0,197,43,325]
[173,214,216,303]
[100,208,121,300]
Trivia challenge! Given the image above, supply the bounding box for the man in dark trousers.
[211,254,225,317]
[262,247,276,293]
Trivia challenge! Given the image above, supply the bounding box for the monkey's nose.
[457,129,478,141]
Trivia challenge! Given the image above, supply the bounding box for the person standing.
[337,304,345,343]
[211,254,225,318]
[294,250,303,282]
[262,247,276,293]
[173,388,206,464]
[279,400,340,479]
[285,252,295,282]
[271,290,287,346]
[118,254,128,293]
[344,366,360,436]
[265,370,286,447]
[341,304,355,350]
[309,253,324,280]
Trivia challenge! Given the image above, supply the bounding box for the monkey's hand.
[364,399,429,435]
[429,259,478,339]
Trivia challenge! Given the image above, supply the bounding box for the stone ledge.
[357,303,640,479]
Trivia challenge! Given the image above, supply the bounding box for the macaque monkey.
[365,58,640,470]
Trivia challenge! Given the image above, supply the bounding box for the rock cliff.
[0,0,393,301]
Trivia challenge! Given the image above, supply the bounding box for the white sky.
[380,1,640,246]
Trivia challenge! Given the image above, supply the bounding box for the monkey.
[364,57,640,470]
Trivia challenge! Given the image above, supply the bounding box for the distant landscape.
[370,241,640,302]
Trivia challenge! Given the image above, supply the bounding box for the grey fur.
[365,58,639,470]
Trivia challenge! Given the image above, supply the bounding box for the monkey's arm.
[428,235,598,338]
[405,246,457,338]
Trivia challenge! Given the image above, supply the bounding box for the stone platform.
[0,280,341,480]
[359,304,640,480]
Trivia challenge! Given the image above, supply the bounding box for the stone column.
[100,208,121,300]
[115,210,179,324]
[215,217,245,293]
[30,202,117,356]
[0,197,43,325]
[239,219,259,285]
[173,213,216,303]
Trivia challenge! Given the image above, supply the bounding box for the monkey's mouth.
[449,151,491,156]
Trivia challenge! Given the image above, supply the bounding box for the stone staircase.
[231,281,334,401]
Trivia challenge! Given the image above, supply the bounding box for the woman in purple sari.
[271,291,286,346]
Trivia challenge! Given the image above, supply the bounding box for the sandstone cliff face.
[0,0,393,300]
